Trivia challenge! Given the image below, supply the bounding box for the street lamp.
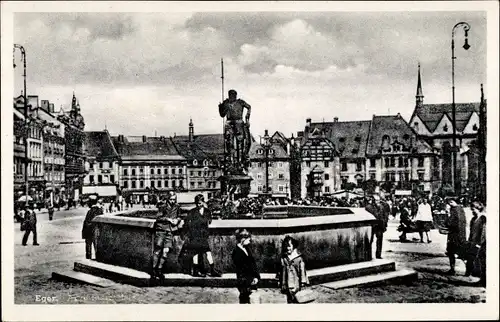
[261,129,272,197]
[13,44,29,206]
[451,22,471,196]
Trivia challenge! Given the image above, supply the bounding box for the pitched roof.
[189,134,225,155]
[84,131,119,160]
[248,140,289,160]
[111,135,183,159]
[171,137,210,161]
[412,102,481,132]
[308,120,372,158]
[366,114,434,156]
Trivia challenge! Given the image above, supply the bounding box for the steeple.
[188,118,194,142]
[71,91,77,110]
[416,63,424,108]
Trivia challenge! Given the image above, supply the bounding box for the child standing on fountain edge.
[276,236,310,303]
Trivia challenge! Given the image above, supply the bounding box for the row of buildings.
[13,92,86,204]
[13,66,487,203]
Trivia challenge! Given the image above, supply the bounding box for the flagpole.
[221,58,227,195]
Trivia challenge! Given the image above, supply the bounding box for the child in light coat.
[276,236,309,303]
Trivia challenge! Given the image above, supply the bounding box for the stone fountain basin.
[92,206,377,274]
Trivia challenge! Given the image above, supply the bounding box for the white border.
[2,1,499,321]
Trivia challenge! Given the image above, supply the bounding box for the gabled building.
[409,64,486,193]
[171,119,223,199]
[248,131,291,198]
[112,135,187,200]
[84,130,120,186]
[365,114,437,193]
[57,92,87,200]
[13,107,27,196]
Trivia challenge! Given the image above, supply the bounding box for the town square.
[2,2,499,321]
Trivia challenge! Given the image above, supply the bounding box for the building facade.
[112,135,187,200]
[171,120,223,199]
[13,108,27,197]
[84,130,120,187]
[248,131,291,198]
[409,65,486,195]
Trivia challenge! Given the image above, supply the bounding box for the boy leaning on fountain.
[151,191,183,284]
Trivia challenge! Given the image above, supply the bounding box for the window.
[123,181,128,188]
[398,157,404,168]
[179,168,183,174]
[139,168,144,174]
[204,160,209,166]
[131,169,136,176]
[151,181,155,188]
[370,172,376,180]
[278,162,283,168]
[110,175,115,183]
[404,158,409,167]
[341,162,347,171]
[150,168,154,175]
[123,168,128,176]
[324,173,330,181]
[165,180,169,187]
[193,160,198,166]
[370,158,376,168]
[190,171,194,176]
[157,180,162,188]
[257,149,263,155]
[98,175,103,184]
[89,175,95,183]
[278,173,285,180]
[268,162,273,168]
[339,137,345,143]
[356,161,362,171]
[198,182,203,188]
[341,176,348,185]
[139,180,144,188]
[268,173,273,179]
[257,185,263,192]
[257,173,263,179]
[179,180,183,188]
[157,169,161,175]
[198,171,202,176]
[472,124,478,131]
[131,181,136,188]
[324,161,329,168]
[269,149,275,155]
[99,162,103,169]
[443,125,448,132]
[306,161,311,167]
[278,185,284,192]
[164,168,168,175]
[190,182,195,188]
[418,157,424,167]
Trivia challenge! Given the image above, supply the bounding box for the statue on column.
[218,89,252,174]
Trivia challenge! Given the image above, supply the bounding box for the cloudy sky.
[13,7,487,138]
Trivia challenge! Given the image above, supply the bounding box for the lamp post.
[451,22,471,196]
[13,44,29,207]
[261,129,271,197]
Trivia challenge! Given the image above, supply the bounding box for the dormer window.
[339,137,345,143]
[354,136,361,142]
[403,134,410,140]
[443,125,448,132]
[269,149,275,155]
[472,124,478,131]
[203,159,209,166]
[193,159,198,166]
[257,149,264,155]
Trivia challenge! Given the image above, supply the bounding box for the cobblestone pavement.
[13,207,487,304]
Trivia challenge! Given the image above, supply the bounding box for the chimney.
[49,103,55,113]
[142,135,147,143]
[304,118,311,140]
[189,118,194,142]
[333,117,339,123]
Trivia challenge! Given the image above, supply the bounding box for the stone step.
[320,269,418,290]
[71,258,398,288]
[51,270,115,288]
[308,258,395,285]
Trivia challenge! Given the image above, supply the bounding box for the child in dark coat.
[276,236,309,303]
[232,229,260,304]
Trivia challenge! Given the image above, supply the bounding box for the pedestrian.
[143,194,149,209]
[151,191,183,283]
[22,203,39,246]
[118,194,124,211]
[47,202,54,221]
[82,196,104,259]
[398,201,414,242]
[415,198,433,243]
[465,201,486,279]
[276,235,310,304]
[444,197,467,275]
[232,229,260,304]
[182,194,221,277]
[365,195,388,259]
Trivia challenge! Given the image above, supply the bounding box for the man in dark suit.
[232,229,260,304]
[22,203,39,246]
[365,195,388,259]
[444,197,467,275]
[183,194,221,277]
[82,195,103,259]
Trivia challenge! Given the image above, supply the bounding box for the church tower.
[189,118,194,142]
[416,63,424,108]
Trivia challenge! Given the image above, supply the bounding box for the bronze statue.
[219,89,252,173]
